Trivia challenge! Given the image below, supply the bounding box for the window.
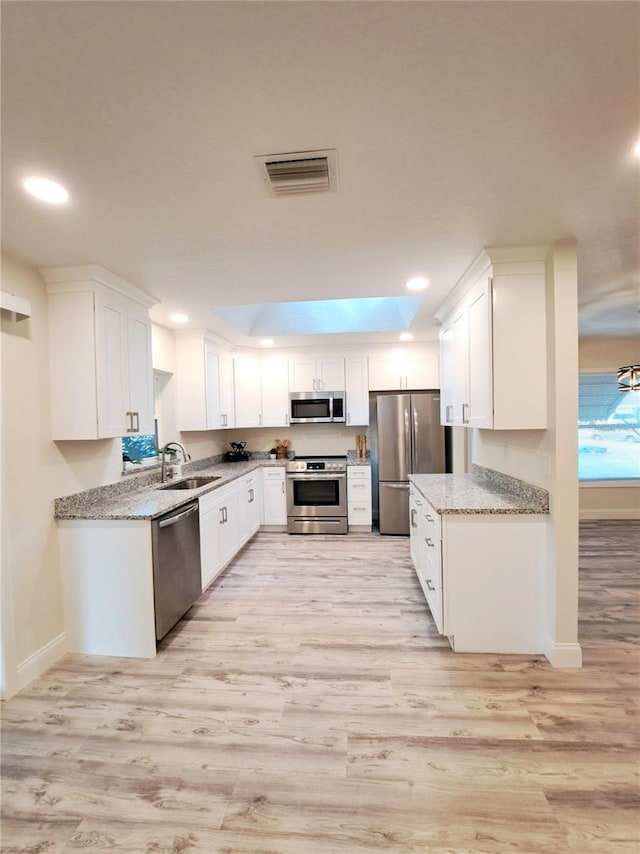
[578,373,640,480]
[121,431,158,464]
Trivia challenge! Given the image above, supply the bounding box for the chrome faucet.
[160,442,191,482]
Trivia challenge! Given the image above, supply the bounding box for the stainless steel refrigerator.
[374,392,446,535]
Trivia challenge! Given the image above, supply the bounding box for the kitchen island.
[409,466,550,656]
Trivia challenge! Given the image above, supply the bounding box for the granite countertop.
[409,465,549,515]
[55,457,286,521]
[346,450,371,466]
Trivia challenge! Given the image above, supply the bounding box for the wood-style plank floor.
[1,522,638,853]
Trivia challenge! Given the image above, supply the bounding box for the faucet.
[160,442,191,482]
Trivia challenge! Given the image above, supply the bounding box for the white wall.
[474,240,581,667]
[578,335,640,520]
[0,254,124,698]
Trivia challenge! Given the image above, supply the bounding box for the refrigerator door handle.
[412,405,419,472]
[404,405,411,475]
[385,482,409,489]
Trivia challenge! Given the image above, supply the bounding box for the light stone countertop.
[54,457,287,521]
[410,465,549,515]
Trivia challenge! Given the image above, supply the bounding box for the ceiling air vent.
[255,149,337,197]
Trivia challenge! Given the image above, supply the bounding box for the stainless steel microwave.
[289,391,346,424]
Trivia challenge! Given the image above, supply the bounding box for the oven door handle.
[287,473,346,481]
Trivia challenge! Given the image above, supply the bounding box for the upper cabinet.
[368,344,439,391]
[436,246,547,430]
[42,265,155,440]
[344,356,369,425]
[289,355,345,392]
[232,353,291,429]
[176,334,235,430]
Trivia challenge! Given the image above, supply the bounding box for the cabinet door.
[218,353,235,429]
[289,358,317,392]
[199,504,220,590]
[466,279,493,428]
[450,308,468,427]
[238,474,261,543]
[234,355,261,428]
[404,356,439,391]
[205,345,222,429]
[368,357,404,391]
[261,356,289,428]
[262,468,287,525]
[127,306,154,435]
[317,357,345,391]
[95,292,128,437]
[439,323,455,426]
[345,357,369,426]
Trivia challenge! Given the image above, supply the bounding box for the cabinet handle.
[249,488,254,503]
[426,514,434,522]
[426,579,436,591]
[410,508,417,528]
[312,378,317,390]
[426,537,434,547]
[285,413,289,425]
[258,414,262,426]
[347,412,350,425]
[126,411,134,433]
[446,405,453,423]
[219,507,225,524]
[133,411,140,432]
[281,481,285,494]
[462,403,470,424]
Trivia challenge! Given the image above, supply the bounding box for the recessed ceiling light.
[169,313,188,324]
[406,276,429,291]
[260,338,274,347]
[399,332,413,341]
[634,139,640,158]
[22,176,69,204]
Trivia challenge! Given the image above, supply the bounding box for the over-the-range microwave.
[289,391,346,424]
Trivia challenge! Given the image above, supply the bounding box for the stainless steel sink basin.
[160,476,221,490]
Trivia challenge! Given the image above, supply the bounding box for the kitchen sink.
[159,476,221,490]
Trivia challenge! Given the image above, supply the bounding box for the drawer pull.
[410,508,417,528]
[426,537,434,547]
[426,579,436,591]
[426,514,434,522]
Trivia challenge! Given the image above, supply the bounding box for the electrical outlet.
[542,453,551,477]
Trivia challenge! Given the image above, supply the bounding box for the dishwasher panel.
[151,501,202,641]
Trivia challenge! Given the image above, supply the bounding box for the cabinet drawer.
[199,481,236,513]
[262,467,285,481]
[347,466,371,480]
[348,502,372,525]
[347,479,372,500]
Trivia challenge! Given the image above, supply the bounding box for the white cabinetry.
[409,489,443,632]
[409,483,546,654]
[345,356,369,426]
[199,482,239,590]
[43,266,155,440]
[289,355,345,391]
[234,355,262,428]
[176,335,235,430]
[437,246,547,430]
[347,465,372,531]
[261,467,287,530]
[238,472,261,543]
[234,354,290,428]
[368,344,439,392]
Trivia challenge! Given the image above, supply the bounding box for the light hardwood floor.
[1,522,638,853]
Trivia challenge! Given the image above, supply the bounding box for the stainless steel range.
[285,455,348,534]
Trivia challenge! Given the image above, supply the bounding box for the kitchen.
[2,4,633,693]
[1,2,639,851]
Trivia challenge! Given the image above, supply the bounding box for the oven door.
[286,472,347,518]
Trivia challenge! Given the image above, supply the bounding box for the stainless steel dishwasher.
[151,501,202,641]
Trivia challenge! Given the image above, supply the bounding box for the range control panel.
[285,456,347,473]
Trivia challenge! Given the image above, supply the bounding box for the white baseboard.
[543,636,582,668]
[12,632,68,697]
[580,509,640,520]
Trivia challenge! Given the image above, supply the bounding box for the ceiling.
[2,1,639,347]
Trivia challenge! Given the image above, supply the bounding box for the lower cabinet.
[238,471,261,542]
[199,482,240,590]
[261,466,287,530]
[347,465,372,531]
[409,487,547,654]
